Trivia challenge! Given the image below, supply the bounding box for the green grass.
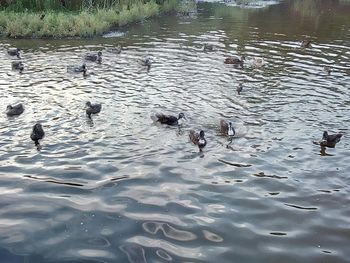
[0,0,191,38]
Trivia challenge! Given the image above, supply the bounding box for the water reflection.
[0,0,349,262]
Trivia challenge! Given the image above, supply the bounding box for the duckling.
[152,113,186,126]
[323,66,331,75]
[107,45,122,54]
[85,51,102,63]
[220,120,235,136]
[141,58,152,71]
[320,131,342,148]
[224,56,245,68]
[30,123,45,145]
[301,40,312,48]
[68,63,87,76]
[12,61,24,73]
[203,43,214,52]
[85,101,102,118]
[189,130,207,151]
[237,83,243,95]
[6,103,24,116]
[8,48,21,59]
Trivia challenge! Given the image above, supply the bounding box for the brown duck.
[224,56,245,68]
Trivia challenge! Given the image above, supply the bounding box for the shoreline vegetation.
[0,0,196,38]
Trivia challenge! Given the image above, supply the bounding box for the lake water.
[0,0,349,262]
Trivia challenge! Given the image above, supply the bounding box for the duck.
[301,40,312,48]
[68,63,87,76]
[12,61,24,73]
[30,123,45,145]
[323,66,331,75]
[220,120,235,136]
[152,113,186,126]
[237,83,243,95]
[141,58,152,71]
[85,101,102,118]
[224,56,245,68]
[189,130,207,151]
[203,43,214,52]
[6,103,24,116]
[249,57,265,68]
[320,131,342,148]
[107,45,122,54]
[85,51,102,63]
[8,47,21,58]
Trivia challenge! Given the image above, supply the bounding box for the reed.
[0,0,191,38]
[0,0,178,11]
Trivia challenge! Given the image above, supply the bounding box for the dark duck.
[224,56,245,68]
[203,43,214,52]
[12,61,24,73]
[68,63,87,76]
[85,101,102,118]
[8,48,21,58]
[85,51,102,63]
[301,40,312,48]
[141,58,152,71]
[6,103,24,116]
[320,131,342,148]
[236,83,243,95]
[152,113,186,126]
[31,123,45,146]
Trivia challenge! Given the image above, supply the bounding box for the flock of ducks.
[5,40,343,152]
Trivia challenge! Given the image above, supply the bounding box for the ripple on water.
[0,1,350,262]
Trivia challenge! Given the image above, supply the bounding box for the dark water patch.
[284,204,318,211]
[269,232,287,236]
[23,175,85,187]
[253,172,288,179]
[218,159,252,167]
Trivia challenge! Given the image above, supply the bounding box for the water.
[0,0,350,262]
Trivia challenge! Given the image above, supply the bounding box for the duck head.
[33,123,43,132]
[16,48,21,58]
[198,130,206,148]
[86,101,92,108]
[237,83,243,94]
[19,63,24,73]
[82,63,87,75]
[323,66,331,75]
[97,52,102,63]
[6,105,13,110]
[228,122,235,136]
[322,131,328,140]
[143,58,152,67]
[178,112,186,120]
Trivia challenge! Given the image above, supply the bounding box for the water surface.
[0,0,350,262]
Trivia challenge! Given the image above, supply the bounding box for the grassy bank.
[0,0,192,38]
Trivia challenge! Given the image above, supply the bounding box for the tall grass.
[0,0,184,38]
[0,0,178,11]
